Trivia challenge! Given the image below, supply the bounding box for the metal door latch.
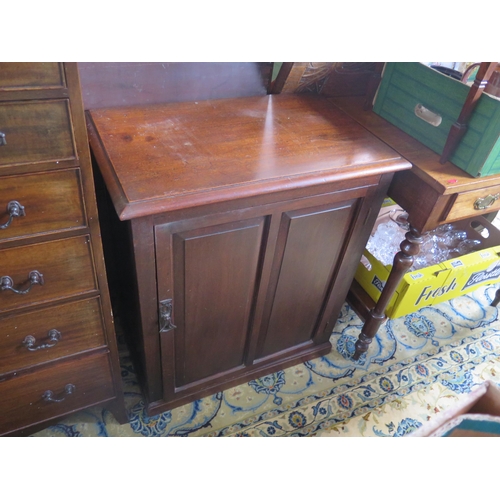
[159,299,177,332]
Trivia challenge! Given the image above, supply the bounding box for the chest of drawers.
[87,94,411,415]
[0,63,127,435]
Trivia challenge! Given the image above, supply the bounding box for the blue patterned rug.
[33,284,500,437]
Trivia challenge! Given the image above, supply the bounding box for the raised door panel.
[156,216,267,389]
[257,200,357,358]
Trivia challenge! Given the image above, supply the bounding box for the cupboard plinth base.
[146,340,332,417]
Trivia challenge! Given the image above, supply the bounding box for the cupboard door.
[156,216,267,391]
[257,199,357,358]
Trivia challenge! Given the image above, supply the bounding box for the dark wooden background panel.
[77,62,273,110]
[318,62,382,97]
[271,62,381,97]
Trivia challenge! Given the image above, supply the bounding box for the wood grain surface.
[87,94,409,220]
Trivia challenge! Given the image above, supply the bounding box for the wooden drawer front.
[0,351,114,435]
[0,235,97,313]
[0,100,76,167]
[0,297,106,375]
[0,63,65,91]
[447,186,500,222]
[0,168,86,243]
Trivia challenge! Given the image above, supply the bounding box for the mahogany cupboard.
[87,94,411,414]
[0,63,127,435]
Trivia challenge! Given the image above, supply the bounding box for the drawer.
[0,63,65,91]
[447,185,500,221]
[0,351,114,435]
[0,168,86,243]
[0,235,97,313]
[0,297,106,375]
[0,100,76,168]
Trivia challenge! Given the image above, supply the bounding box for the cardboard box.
[373,63,500,177]
[355,214,500,319]
[409,381,500,437]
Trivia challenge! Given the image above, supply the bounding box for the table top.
[330,96,500,196]
[86,94,410,220]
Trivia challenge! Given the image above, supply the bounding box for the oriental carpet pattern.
[32,283,500,437]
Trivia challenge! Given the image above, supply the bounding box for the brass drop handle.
[474,193,500,210]
[0,270,44,294]
[0,201,26,230]
[0,132,6,146]
[42,384,75,403]
[23,329,61,351]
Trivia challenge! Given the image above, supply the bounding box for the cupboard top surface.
[87,94,410,220]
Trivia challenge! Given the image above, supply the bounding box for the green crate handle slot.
[415,103,442,127]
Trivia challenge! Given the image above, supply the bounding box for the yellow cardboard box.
[355,216,500,319]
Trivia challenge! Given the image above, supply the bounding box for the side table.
[331,96,500,359]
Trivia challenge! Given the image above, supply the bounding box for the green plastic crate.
[373,62,500,177]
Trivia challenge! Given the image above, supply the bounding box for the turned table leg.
[353,226,423,360]
[491,288,500,307]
